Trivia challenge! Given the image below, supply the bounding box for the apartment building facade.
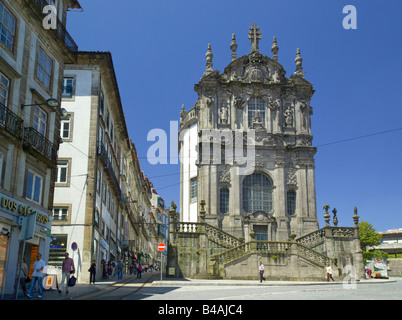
[50,51,132,282]
[0,0,80,295]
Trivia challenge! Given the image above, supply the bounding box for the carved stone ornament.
[234,97,245,109]
[219,166,231,184]
[219,106,229,124]
[286,167,297,187]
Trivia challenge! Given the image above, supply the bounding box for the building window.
[0,72,10,106]
[36,48,53,89]
[106,110,110,130]
[60,118,71,139]
[53,207,68,222]
[103,183,107,204]
[190,177,197,202]
[96,169,101,193]
[0,151,3,187]
[32,105,47,136]
[0,2,16,51]
[248,97,265,127]
[242,173,273,213]
[220,188,229,214]
[56,160,68,184]
[99,91,104,115]
[26,170,43,204]
[94,209,99,229]
[62,77,74,98]
[287,190,296,215]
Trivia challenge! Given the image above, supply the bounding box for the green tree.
[359,220,382,250]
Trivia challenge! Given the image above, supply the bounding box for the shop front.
[0,191,52,295]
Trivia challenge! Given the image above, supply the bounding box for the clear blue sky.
[66,0,402,232]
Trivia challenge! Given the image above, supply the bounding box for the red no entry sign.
[158,243,166,252]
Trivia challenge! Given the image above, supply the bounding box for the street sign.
[20,213,37,241]
[158,243,166,252]
[71,242,78,251]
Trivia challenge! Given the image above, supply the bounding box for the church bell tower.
[179,24,319,241]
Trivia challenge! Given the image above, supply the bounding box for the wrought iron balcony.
[23,127,58,162]
[29,0,78,53]
[97,142,121,195]
[0,102,23,138]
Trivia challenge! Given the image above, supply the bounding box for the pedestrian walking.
[58,252,75,294]
[12,258,29,299]
[88,259,96,284]
[134,262,139,276]
[112,260,116,277]
[26,253,45,298]
[326,263,334,282]
[107,261,113,279]
[258,261,266,283]
[138,264,143,279]
[117,260,124,280]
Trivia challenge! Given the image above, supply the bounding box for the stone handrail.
[205,224,241,248]
[294,242,335,267]
[176,222,201,233]
[296,226,355,247]
[211,240,334,267]
[296,228,326,247]
[214,242,252,264]
[330,227,354,238]
[175,222,241,249]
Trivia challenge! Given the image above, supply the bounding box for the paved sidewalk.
[4,274,397,300]
[151,277,397,287]
[2,271,156,300]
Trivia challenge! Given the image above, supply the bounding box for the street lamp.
[21,98,61,109]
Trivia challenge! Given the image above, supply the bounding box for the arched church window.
[242,173,273,213]
[220,188,229,214]
[287,190,296,215]
[248,97,265,127]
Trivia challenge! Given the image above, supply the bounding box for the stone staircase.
[168,205,365,280]
[174,221,336,279]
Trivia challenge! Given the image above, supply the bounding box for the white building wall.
[180,123,198,222]
[52,69,93,272]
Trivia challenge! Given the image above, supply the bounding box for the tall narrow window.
[56,160,68,184]
[60,118,71,139]
[248,97,265,127]
[190,177,198,202]
[287,190,296,215]
[0,3,16,51]
[220,188,229,214]
[0,72,10,106]
[62,77,74,98]
[0,152,3,187]
[242,173,273,213]
[37,48,53,88]
[26,170,43,204]
[32,106,47,136]
[99,91,104,115]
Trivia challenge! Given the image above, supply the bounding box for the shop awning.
[374,263,389,270]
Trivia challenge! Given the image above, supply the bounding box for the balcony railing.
[0,102,23,138]
[30,0,78,53]
[23,127,58,162]
[97,142,121,195]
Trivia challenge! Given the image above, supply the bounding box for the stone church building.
[179,24,318,242]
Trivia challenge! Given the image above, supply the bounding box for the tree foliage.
[359,220,382,250]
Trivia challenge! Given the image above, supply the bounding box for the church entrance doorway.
[253,225,268,241]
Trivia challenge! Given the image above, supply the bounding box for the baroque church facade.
[179,24,319,242]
